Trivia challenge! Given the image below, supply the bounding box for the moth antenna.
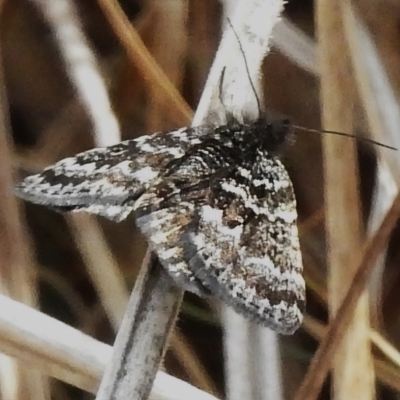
[219,66,226,104]
[292,124,397,151]
[218,67,231,124]
[226,18,263,120]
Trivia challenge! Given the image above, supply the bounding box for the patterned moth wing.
[15,125,225,294]
[15,118,305,333]
[15,126,211,222]
[183,154,304,334]
[134,120,305,334]
[134,126,243,294]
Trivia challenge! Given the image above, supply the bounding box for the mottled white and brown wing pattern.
[15,119,305,334]
[15,126,209,221]
[182,154,304,334]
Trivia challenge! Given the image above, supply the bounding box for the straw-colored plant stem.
[33,0,121,147]
[0,34,50,400]
[97,0,192,125]
[341,0,400,334]
[144,0,189,133]
[294,188,400,399]
[0,293,219,400]
[316,0,375,399]
[303,315,400,393]
[95,255,183,400]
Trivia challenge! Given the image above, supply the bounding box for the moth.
[15,117,305,334]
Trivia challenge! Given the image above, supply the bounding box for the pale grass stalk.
[316,1,375,399]
[66,214,129,329]
[33,0,120,147]
[195,0,284,125]
[295,189,400,399]
[374,359,400,393]
[250,323,283,400]
[303,315,400,393]
[272,18,317,76]
[341,2,400,329]
[370,330,400,368]
[32,0,130,334]
[341,2,400,174]
[366,164,397,327]
[221,308,253,400]
[214,1,286,400]
[95,256,183,400]
[144,0,189,132]
[0,293,219,400]
[0,37,50,400]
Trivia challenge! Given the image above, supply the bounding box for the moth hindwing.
[16,119,305,334]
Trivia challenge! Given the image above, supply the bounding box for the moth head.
[254,117,294,155]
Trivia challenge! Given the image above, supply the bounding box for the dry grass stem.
[144,0,189,132]
[221,307,253,400]
[317,0,375,399]
[97,0,192,125]
[374,359,400,393]
[66,214,129,329]
[251,323,284,400]
[0,34,50,400]
[194,0,284,125]
[303,315,400,393]
[295,189,400,400]
[33,0,121,146]
[96,258,183,400]
[341,2,400,175]
[341,3,400,331]
[370,330,400,369]
[272,18,317,76]
[0,293,219,400]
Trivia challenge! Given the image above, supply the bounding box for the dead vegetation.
[1,0,400,399]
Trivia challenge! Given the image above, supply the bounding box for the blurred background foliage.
[2,0,400,399]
